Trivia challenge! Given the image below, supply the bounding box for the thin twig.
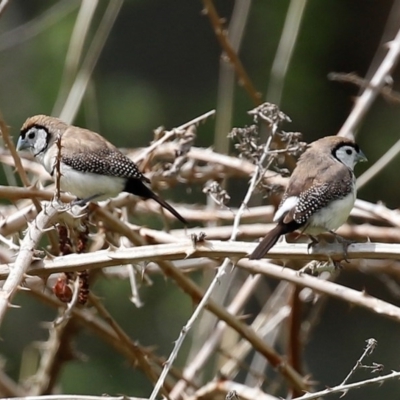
[340,338,377,386]
[133,109,216,165]
[0,201,61,325]
[214,0,251,154]
[52,0,99,116]
[357,137,400,189]
[296,370,400,400]
[0,0,79,52]
[5,240,400,277]
[169,274,264,398]
[149,110,292,399]
[338,27,400,137]
[267,0,308,105]
[202,0,261,105]
[59,0,123,123]
[88,294,171,397]
[0,0,10,18]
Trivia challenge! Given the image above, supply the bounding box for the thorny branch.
[0,103,399,399]
[150,104,305,400]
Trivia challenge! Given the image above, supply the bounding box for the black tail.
[125,179,187,225]
[249,220,299,259]
[249,224,285,259]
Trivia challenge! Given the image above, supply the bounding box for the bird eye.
[27,131,35,139]
[346,149,352,155]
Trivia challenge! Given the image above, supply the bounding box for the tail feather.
[249,220,301,259]
[149,192,187,225]
[249,224,286,259]
[125,179,187,224]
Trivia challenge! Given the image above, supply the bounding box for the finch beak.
[16,137,30,151]
[357,150,368,163]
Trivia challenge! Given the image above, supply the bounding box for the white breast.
[59,164,125,200]
[38,149,125,200]
[304,189,356,235]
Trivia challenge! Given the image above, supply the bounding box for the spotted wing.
[283,180,353,225]
[61,148,149,182]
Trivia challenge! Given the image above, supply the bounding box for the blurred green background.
[0,0,400,398]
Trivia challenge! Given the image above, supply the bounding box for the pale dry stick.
[132,109,215,165]
[0,233,19,250]
[340,338,377,387]
[52,0,99,116]
[0,0,79,52]
[0,201,61,326]
[219,283,293,382]
[144,250,307,393]
[149,123,276,400]
[186,380,279,400]
[197,0,251,357]
[355,198,400,227]
[245,308,292,386]
[0,193,352,237]
[214,0,251,153]
[357,137,400,189]
[296,370,400,400]
[202,0,261,105]
[4,241,400,279]
[239,258,400,322]
[328,72,400,103]
[29,286,190,393]
[88,200,307,391]
[0,186,70,202]
[155,222,400,244]
[338,27,400,138]
[151,143,289,188]
[128,264,144,308]
[59,0,123,124]
[0,0,9,17]
[0,203,38,237]
[267,0,308,105]
[169,274,264,398]
[222,304,291,380]
[0,366,26,397]
[363,0,400,90]
[28,315,79,395]
[88,295,171,397]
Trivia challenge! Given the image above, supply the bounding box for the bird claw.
[299,257,342,276]
[306,235,319,253]
[329,231,355,262]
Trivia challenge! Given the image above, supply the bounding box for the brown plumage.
[18,115,187,224]
[249,136,367,260]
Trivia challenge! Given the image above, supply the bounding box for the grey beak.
[357,150,368,163]
[16,136,29,151]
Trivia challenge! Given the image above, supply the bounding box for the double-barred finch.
[249,136,367,260]
[17,115,187,224]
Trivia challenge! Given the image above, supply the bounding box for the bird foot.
[299,257,342,276]
[329,231,355,262]
[306,235,320,253]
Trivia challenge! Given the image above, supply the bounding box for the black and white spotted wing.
[61,148,150,182]
[289,180,353,225]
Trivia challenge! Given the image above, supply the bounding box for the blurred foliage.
[0,0,400,398]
